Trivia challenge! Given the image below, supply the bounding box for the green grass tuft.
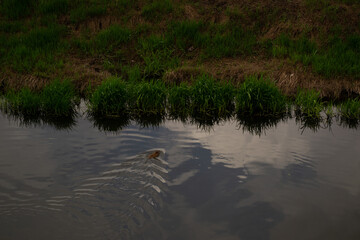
[131,81,167,113]
[94,25,132,54]
[236,76,287,116]
[3,24,67,73]
[272,34,360,77]
[191,75,235,116]
[168,83,192,117]
[294,89,323,117]
[138,35,178,79]
[89,77,128,116]
[167,21,205,51]
[4,88,42,116]
[339,98,360,120]
[3,80,76,117]
[204,25,257,58]
[41,79,76,116]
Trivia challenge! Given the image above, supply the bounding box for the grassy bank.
[2,76,360,126]
[1,0,360,126]
[1,0,360,98]
[2,76,360,134]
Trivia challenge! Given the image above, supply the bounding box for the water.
[0,111,360,240]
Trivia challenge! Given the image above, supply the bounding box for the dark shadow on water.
[88,113,131,133]
[167,111,189,124]
[132,112,166,128]
[236,113,289,136]
[189,111,233,132]
[0,108,77,130]
[337,116,360,129]
[294,110,333,134]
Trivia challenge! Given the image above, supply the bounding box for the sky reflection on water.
[0,112,360,240]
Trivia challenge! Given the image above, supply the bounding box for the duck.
[147,150,161,159]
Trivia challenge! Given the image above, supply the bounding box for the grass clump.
[167,21,205,51]
[89,77,128,116]
[138,35,178,79]
[41,79,76,116]
[191,75,235,116]
[123,65,143,82]
[311,35,360,77]
[3,80,76,117]
[236,76,287,116]
[272,34,360,77]
[339,98,360,120]
[294,89,323,117]
[141,0,173,21]
[204,25,257,58]
[4,25,67,73]
[94,25,132,54]
[4,88,42,116]
[272,34,317,65]
[131,81,167,113]
[168,83,192,117]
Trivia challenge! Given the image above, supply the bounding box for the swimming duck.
[147,150,161,159]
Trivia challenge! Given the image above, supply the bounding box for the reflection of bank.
[89,112,130,133]
[236,112,289,136]
[0,106,77,130]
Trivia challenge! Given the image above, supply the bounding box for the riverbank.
[1,76,360,130]
[1,0,360,99]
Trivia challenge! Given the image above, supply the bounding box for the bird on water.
[147,150,161,159]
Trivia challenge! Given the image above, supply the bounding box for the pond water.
[0,110,360,240]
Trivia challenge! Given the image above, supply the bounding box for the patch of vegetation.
[38,0,70,15]
[204,25,257,58]
[0,0,33,19]
[271,34,317,66]
[236,76,287,116]
[190,75,235,116]
[131,81,167,113]
[112,0,137,13]
[123,65,143,82]
[0,21,24,33]
[2,24,67,74]
[3,88,42,116]
[89,77,128,116]
[138,35,179,79]
[339,98,360,120]
[141,0,173,21]
[294,89,323,117]
[94,25,132,54]
[2,79,76,117]
[70,3,107,23]
[167,83,192,117]
[311,35,360,77]
[167,20,206,51]
[272,34,360,77]
[40,79,77,116]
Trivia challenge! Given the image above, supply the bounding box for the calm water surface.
[0,112,360,240]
